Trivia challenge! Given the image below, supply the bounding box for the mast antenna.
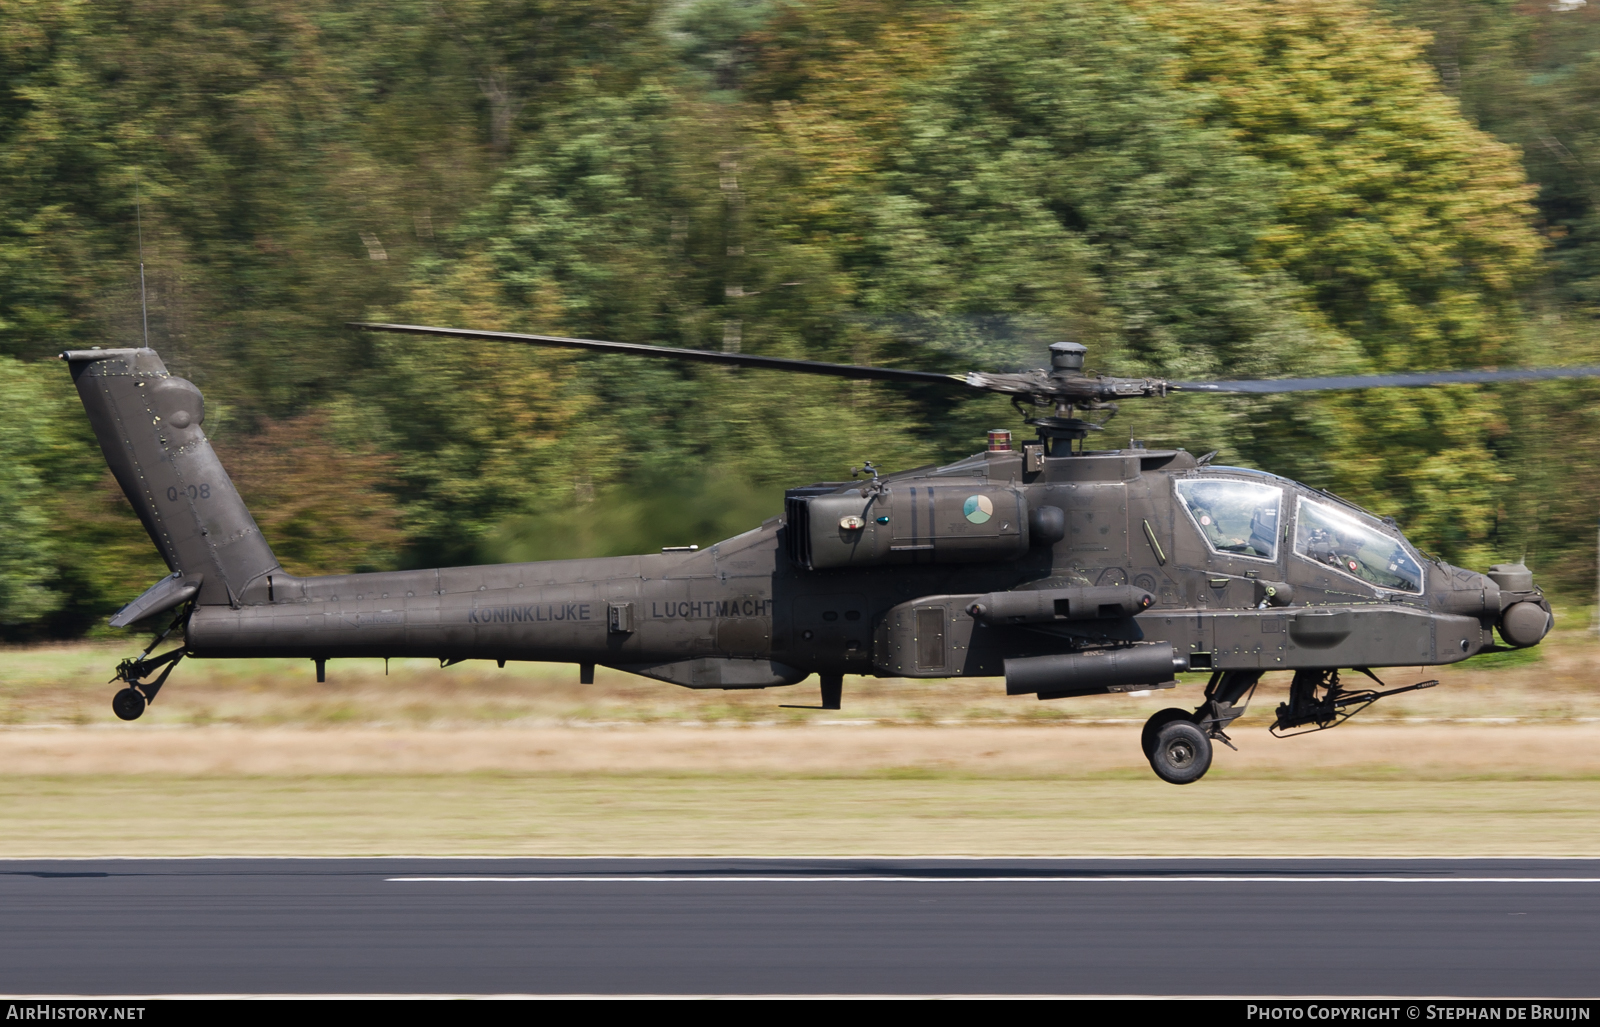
[136,170,149,347]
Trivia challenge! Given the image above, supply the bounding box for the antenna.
[135,170,149,347]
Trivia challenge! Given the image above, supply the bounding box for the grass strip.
[3,774,1597,857]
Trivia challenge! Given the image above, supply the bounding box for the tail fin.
[62,348,280,607]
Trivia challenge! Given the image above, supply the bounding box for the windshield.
[1175,478,1282,561]
[1294,497,1424,593]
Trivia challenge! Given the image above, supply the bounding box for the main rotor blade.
[356,321,1600,402]
[350,322,966,387]
[1177,366,1600,394]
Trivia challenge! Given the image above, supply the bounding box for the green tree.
[0,0,1580,635]
[1385,0,1600,310]
[0,358,67,624]
[376,81,932,564]
[0,0,684,621]
[0,356,165,634]
[734,0,1545,566]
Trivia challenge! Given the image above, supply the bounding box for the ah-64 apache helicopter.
[64,323,1591,783]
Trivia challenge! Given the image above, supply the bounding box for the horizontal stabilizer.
[109,573,201,628]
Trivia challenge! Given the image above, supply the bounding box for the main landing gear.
[1141,670,1262,785]
[1139,667,1444,783]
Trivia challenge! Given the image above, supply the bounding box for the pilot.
[1190,503,1250,553]
[1304,526,1358,575]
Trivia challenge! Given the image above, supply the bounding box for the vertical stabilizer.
[62,348,280,607]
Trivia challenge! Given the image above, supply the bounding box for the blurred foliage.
[0,357,165,634]
[222,412,408,576]
[1458,645,1544,670]
[1377,0,1600,592]
[1135,0,1542,565]
[481,471,782,564]
[0,357,76,625]
[1384,0,1600,310]
[665,0,775,90]
[2,0,1599,633]
[736,0,1542,565]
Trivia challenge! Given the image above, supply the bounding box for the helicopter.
[63,324,1590,783]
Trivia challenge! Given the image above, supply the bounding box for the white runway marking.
[387,875,1600,884]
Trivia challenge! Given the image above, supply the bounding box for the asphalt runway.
[0,857,1596,996]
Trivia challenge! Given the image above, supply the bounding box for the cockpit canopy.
[1293,496,1423,593]
[1176,475,1425,594]
[1174,478,1281,561]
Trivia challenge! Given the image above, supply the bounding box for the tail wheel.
[1141,708,1193,759]
[1148,719,1212,785]
[111,687,146,722]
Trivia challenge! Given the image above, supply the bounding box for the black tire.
[1148,719,1212,785]
[111,687,145,722]
[1141,708,1193,759]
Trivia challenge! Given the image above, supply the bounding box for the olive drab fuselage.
[182,445,1536,691]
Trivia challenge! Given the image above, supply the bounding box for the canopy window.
[1294,497,1424,594]
[1175,478,1282,562]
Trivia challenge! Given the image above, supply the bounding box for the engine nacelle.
[785,482,1029,569]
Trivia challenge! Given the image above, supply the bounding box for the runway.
[1,857,1596,996]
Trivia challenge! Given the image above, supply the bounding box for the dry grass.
[2,724,1599,778]
[0,723,1595,857]
[0,775,1596,857]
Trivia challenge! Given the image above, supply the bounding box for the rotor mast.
[1034,342,1104,456]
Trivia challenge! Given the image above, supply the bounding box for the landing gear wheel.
[1148,719,1212,785]
[111,687,146,722]
[1141,708,1193,759]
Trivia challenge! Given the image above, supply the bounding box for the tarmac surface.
[1,857,1597,997]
